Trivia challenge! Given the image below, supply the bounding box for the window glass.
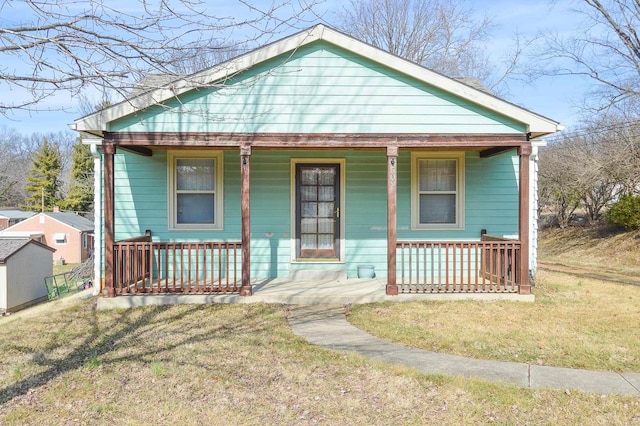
[413,153,463,229]
[177,193,215,224]
[419,194,456,223]
[419,159,456,191]
[177,159,215,191]
[169,152,222,230]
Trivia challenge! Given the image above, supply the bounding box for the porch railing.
[396,236,521,293]
[112,237,242,294]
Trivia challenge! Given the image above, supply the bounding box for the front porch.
[110,231,526,296]
[97,133,535,298]
[96,274,534,310]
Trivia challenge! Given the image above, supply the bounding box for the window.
[411,152,465,230]
[53,233,67,245]
[168,151,224,230]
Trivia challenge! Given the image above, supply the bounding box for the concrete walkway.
[288,305,640,396]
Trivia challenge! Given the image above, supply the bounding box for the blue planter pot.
[357,265,376,279]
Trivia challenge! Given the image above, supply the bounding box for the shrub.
[605,195,640,230]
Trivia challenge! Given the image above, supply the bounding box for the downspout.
[530,139,547,277]
[90,143,103,296]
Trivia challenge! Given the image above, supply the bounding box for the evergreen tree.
[61,142,94,213]
[22,137,62,211]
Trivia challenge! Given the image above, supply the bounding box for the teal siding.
[110,41,526,134]
[112,149,519,279]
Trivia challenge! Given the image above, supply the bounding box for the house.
[0,238,55,313]
[72,25,561,298]
[0,210,35,231]
[1,212,94,264]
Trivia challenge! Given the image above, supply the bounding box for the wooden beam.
[103,131,527,149]
[479,146,516,158]
[239,143,252,296]
[518,144,532,294]
[103,143,116,297]
[386,146,398,295]
[118,145,153,156]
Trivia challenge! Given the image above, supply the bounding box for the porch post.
[518,144,532,294]
[386,146,398,295]
[239,143,252,296]
[103,143,116,297]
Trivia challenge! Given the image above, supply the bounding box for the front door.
[295,164,340,259]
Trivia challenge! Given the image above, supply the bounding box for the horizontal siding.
[465,151,519,236]
[110,41,526,134]
[112,148,519,278]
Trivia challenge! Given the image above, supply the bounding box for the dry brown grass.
[539,226,640,275]
[1,298,638,425]
[349,270,640,372]
[348,226,640,373]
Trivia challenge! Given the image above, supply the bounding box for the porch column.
[239,143,252,296]
[103,143,116,297]
[386,146,398,295]
[518,144,532,294]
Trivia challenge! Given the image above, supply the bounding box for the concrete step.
[289,268,347,281]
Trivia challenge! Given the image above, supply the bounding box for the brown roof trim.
[104,132,528,150]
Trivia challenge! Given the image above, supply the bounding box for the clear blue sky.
[0,0,588,135]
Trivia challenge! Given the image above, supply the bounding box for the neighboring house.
[72,25,561,298]
[2,212,94,264]
[0,210,35,231]
[0,238,55,313]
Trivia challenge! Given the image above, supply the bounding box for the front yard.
[347,227,640,373]
[0,294,638,424]
[348,270,640,371]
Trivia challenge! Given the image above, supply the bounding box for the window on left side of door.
[168,151,224,230]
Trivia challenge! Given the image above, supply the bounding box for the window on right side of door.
[411,152,465,230]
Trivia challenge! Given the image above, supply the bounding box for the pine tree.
[61,142,94,213]
[22,137,62,211]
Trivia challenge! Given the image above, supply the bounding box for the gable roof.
[43,212,94,232]
[0,210,36,220]
[73,24,561,138]
[0,238,55,263]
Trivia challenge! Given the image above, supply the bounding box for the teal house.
[72,25,560,298]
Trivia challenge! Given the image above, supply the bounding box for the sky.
[0,0,590,136]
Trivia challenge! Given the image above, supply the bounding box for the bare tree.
[539,138,584,228]
[0,0,320,116]
[0,127,39,206]
[539,108,640,227]
[168,44,251,75]
[534,0,640,110]
[334,0,519,90]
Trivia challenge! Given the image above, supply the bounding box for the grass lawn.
[1,299,638,425]
[539,226,640,276]
[347,227,640,372]
[348,270,640,371]
[52,263,80,276]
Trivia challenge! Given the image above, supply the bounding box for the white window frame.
[411,151,465,230]
[53,233,67,245]
[168,150,224,231]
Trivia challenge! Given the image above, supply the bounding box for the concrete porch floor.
[96,277,534,310]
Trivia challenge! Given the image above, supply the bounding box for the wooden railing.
[112,239,242,295]
[396,238,521,293]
